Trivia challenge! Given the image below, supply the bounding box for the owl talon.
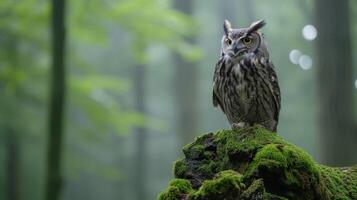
[231,122,247,130]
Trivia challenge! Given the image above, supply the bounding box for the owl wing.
[266,61,281,122]
[212,87,223,111]
[212,57,225,113]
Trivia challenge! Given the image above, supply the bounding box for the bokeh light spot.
[299,55,312,70]
[302,25,317,41]
[289,49,302,64]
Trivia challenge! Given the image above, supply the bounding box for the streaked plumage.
[212,20,281,132]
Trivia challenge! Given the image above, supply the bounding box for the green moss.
[243,142,321,199]
[183,133,214,159]
[174,132,219,187]
[263,193,289,200]
[169,179,194,193]
[159,126,357,200]
[183,144,205,159]
[188,170,244,200]
[254,144,288,164]
[157,187,181,200]
[187,172,283,200]
[215,126,285,157]
[173,159,188,178]
[197,160,217,177]
[214,126,286,173]
[318,165,357,200]
[158,179,193,200]
[244,143,318,178]
[240,179,264,199]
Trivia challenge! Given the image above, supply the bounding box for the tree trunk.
[173,0,198,146]
[3,34,21,200]
[133,63,147,200]
[45,0,67,200]
[6,131,20,200]
[315,0,356,166]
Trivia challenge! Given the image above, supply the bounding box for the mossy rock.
[158,126,357,200]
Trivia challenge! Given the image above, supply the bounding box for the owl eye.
[243,38,252,44]
[225,38,232,45]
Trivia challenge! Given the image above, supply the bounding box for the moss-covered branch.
[158,126,357,200]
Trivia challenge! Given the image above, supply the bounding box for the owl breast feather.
[212,54,280,131]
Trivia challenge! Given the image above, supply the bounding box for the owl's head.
[221,20,268,60]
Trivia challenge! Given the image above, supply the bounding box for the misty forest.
[0,0,356,200]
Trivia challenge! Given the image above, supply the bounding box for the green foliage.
[0,0,49,134]
[63,0,201,135]
[0,0,202,198]
[68,74,143,134]
[106,0,202,62]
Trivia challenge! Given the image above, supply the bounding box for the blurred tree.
[295,0,311,20]
[6,133,20,200]
[0,21,21,200]
[242,0,255,22]
[133,43,148,200]
[5,39,20,200]
[0,1,49,199]
[315,0,356,166]
[220,0,254,25]
[0,1,49,200]
[60,1,198,199]
[173,0,199,146]
[45,0,67,199]
[220,0,238,22]
[0,0,198,199]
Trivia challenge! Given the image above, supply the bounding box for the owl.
[212,20,281,132]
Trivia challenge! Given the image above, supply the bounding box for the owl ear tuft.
[247,20,266,35]
[223,20,232,36]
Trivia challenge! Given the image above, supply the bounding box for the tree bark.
[45,0,67,200]
[315,0,356,166]
[133,63,147,200]
[173,0,198,146]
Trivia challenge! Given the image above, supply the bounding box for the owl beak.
[233,43,245,55]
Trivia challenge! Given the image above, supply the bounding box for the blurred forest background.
[0,0,356,200]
